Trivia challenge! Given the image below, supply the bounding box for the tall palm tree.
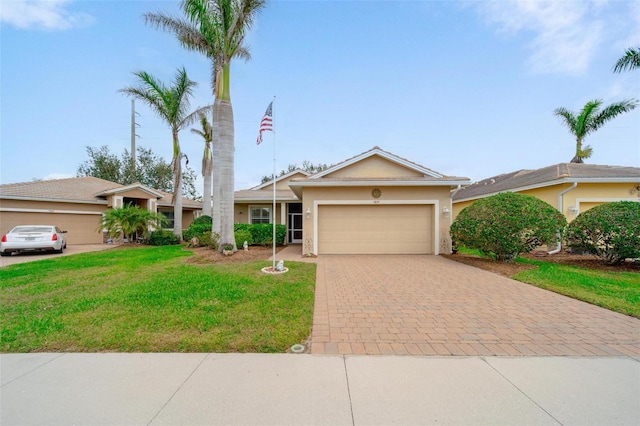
[613,47,640,73]
[145,0,266,252]
[120,67,202,239]
[191,112,213,217]
[554,99,638,163]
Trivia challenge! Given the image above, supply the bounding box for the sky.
[1,0,639,194]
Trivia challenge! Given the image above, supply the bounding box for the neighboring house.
[235,147,470,255]
[0,177,203,244]
[452,163,640,221]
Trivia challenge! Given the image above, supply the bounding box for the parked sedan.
[0,225,67,256]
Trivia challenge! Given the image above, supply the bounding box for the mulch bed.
[183,245,284,264]
[442,250,639,277]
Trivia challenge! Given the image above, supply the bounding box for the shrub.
[234,224,286,246]
[183,215,212,241]
[234,230,253,248]
[147,230,180,246]
[565,201,640,265]
[451,192,566,263]
[199,231,220,250]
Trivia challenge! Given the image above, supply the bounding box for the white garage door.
[318,204,433,254]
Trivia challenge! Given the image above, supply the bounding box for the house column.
[280,202,286,225]
[113,196,123,209]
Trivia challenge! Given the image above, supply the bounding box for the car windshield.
[11,226,53,233]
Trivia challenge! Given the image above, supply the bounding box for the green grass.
[513,259,640,318]
[0,246,316,353]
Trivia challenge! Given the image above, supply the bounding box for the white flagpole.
[271,96,276,271]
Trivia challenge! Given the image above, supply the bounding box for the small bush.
[183,215,212,241]
[234,230,253,248]
[147,230,180,246]
[198,231,220,250]
[234,224,286,246]
[565,201,640,265]
[451,192,566,263]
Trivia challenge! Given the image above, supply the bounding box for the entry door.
[288,203,303,243]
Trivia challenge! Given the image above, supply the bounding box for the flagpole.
[271,96,276,271]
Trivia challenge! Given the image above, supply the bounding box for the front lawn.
[0,245,316,352]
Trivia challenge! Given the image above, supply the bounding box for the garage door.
[0,212,103,244]
[318,204,433,254]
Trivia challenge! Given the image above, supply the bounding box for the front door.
[288,203,303,243]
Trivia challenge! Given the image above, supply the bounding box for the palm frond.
[591,99,638,132]
[613,47,640,73]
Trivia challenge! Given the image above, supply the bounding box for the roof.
[251,169,311,190]
[288,147,470,198]
[453,163,640,202]
[0,176,203,208]
[233,189,300,203]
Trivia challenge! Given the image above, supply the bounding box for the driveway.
[0,244,116,267]
[309,255,640,356]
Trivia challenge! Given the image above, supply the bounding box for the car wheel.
[0,252,10,257]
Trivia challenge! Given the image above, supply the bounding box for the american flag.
[256,101,273,145]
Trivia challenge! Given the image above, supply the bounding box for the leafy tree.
[554,99,638,163]
[76,145,198,198]
[613,47,640,73]
[191,112,213,215]
[565,201,640,265]
[450,192,566,263]
[120,67,207,239]
[260,161,332,184]
[99,205,167,242]
[77,146,122,183]
[145,0,267,252]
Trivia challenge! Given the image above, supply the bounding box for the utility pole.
[130,99,140,171]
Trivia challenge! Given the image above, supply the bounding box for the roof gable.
[251,169,311,191]
[311,147,443,179]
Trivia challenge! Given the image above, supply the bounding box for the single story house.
[452,163,640,221]
[235,147,470,255]
[0,177,203,244]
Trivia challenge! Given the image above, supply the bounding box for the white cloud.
[476,0,605,75]
[0,0,94,31]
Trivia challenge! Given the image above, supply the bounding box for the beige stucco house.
[452,163,640,221]
[235,147,470,255]
[0,177,203,244]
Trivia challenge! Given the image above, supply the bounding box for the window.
[160,210,175,229]
[250,206,271,224]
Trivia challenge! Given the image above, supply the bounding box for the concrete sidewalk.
[2,353,639,425]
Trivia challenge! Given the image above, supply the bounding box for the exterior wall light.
[442,207,450,216]
[306,207,311,219]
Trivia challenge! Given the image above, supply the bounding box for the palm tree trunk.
[202,156,213,217]
[215,97,236,252]
[172,132,183,239]
[571,136,584,163]
[212,118,221,235]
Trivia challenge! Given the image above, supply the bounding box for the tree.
[145,0,267,252]
[613,47,640,73]
[99,205,168,243]
[76,145,199,199]
[191,112,213,215]
[260,161,332,184]
[450,192,566,263]
[120,67,204,239]
[554,99,638,163]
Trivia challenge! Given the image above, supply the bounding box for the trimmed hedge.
[183,215,212,241]
[234,223,286,246]
[565,201,640,265]
[451,192,566,263]
[147,230,181,246]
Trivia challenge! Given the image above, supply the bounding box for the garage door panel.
[318,205,433,254]
[0,212,102,244]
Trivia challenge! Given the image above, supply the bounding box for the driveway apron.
[310,255,640,356]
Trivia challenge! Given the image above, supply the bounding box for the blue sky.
[2,0,639,193]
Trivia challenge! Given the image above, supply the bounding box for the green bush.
[234,223,286,246]
[234,230,253,248]
[198,231,220,250]
[147,230,180,246]
[565,201,640,265]
[183,215,212,242]
[451,192,566,263]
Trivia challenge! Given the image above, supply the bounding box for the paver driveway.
[309,255,640,356]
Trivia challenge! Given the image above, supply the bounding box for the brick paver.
[304,253,640,356]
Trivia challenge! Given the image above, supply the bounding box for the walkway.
[277,247,640,356]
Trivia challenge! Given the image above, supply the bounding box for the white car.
[0,225,68,256]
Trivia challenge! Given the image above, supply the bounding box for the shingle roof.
[0,176,203,208]
[234,189,299,201]
[453,163,640,201]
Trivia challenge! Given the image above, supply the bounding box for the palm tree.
[613,47,640,73]
[99,205,168,242]
[191,112,213,217]
[145,0,266,252]
[553,99,638,163]
[120,67,202,239]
